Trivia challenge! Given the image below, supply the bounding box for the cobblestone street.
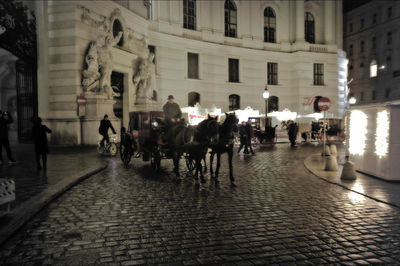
[1,144,400,265]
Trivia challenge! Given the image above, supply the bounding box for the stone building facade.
[344,0,400,105]
[32,0,345,145]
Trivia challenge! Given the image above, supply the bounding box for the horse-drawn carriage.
[120,111,237,185]
[120,111,197,172]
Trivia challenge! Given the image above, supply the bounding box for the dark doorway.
[188,92,200,107]
[16,60,37,142]
[268,96,279,113]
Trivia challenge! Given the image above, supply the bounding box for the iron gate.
[16,60,37,143]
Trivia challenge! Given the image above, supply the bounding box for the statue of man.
[133,52,156,102]
[97,31,123,98]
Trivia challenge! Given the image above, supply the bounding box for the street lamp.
[349,96,357,105]
[263,85,270,116]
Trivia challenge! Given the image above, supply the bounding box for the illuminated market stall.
[346,103,400,181]
[181,103,222,125]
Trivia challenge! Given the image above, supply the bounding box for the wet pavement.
[1,144,400,265]
[304,151,400,208]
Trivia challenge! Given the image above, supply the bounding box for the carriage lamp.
[263,86,270,115]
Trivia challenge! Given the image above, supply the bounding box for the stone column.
[295,0,305,43]
[336,0,343,49]
[35,0,49,119]
[324,0,335,44]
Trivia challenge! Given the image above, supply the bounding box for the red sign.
[77,95,86,105]
[317,97,331,111]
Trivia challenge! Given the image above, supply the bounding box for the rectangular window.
[313,63,324,85]
[385,88,391,98]
[372,37,376,49]
[360,40,364,53]
[349,23,353,32]
[360,18,364,29]
[267,62,278,85]
[373,13,377,24]
[372,90,376,100]
[349,44,353,56]
[183,0,196,30]
[187,53,199,79]
[387,32,392,45]
[360,92,364,101]
[388,7,392,18]
[229,58,239,83]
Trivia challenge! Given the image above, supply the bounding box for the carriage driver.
[163,95,182,124]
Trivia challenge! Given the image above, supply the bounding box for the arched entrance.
[188,92,200,107]
[0,0,37,143]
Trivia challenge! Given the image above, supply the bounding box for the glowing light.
[181,103,222,125]
[370,60,377,77]
[348,183,365,203]
[349,110,368,155]
[268,108,297,121]
[263,90,270,99]
[379,65,386,70]
[375,110,389,157]
[235,106,260,123]
[349,97,356,104]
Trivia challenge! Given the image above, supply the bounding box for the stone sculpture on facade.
[133,52,156,103]
[82,31,123,98]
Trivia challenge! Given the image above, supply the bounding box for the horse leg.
[228,148,235,184]
[198,156,206,183]
[173,153,180,177]
[203,153,207,172]
[215,152,221,181]
[210,151,215,177]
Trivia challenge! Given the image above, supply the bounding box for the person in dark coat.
[245,120,255,154]
[99,114,116,147]
[0,111,16,164]
[163,95,182,123]
[237,121,249,154]
[32,117,52,170]
[287,121,299,147]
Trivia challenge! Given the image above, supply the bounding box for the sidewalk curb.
[0,164,108,246]
[303,154,400,209]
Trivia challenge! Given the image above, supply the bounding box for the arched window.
[305,12,315,44]
[224,0,237,38]
[112,19,124,46]
[370,60,377,78]
[264,7,276,43]
[188,92,200,107]
[268,96,279,113]
[229,94,240,111]
[183,0,196,30]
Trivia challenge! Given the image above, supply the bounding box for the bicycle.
[97,134,118,156]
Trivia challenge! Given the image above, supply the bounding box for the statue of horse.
[167,116,219,186]
[206,113,238,185]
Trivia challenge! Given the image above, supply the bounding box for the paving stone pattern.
[1,144,400,265]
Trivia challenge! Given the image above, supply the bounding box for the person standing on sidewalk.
[32,117,52,170]
[0,111,17,164]
[245,120,255,155]
[99,114,116,147]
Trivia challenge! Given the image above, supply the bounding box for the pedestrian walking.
[237,121,249,154]
[99,114,116,147]
[245,120,255,154]
[0,110,17,164]
[32,117,52,170]
[287,121,299,147]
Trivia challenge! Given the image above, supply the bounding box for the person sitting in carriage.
[163,95,182,124]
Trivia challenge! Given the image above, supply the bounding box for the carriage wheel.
[185,156,196,172]
[109,143,118,156]
[97,144,104,154]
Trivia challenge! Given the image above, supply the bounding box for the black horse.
[207,113,238,185]
[167,116,219,185]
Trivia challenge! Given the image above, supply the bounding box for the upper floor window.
[372,90,377,100]
[305,12,315,43]
[313,63,324,85]
[229,94,240,110]
[360,92,364,101]
[183,0,196,30]
[187,52,199,79]
[385,88,391,98]
[370,60,377,77]
[228,58,239,83]
[372,37,376,49]
[360,18,364,29]
[360,40,365,53]
[349,23,353,33]
[349,44,353,56]
[387,32,392,45]
[267,62,278,85]
[373,13,377,24]
[388,7,393,18]
[224,0,237,38]
[264,7,276,43]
